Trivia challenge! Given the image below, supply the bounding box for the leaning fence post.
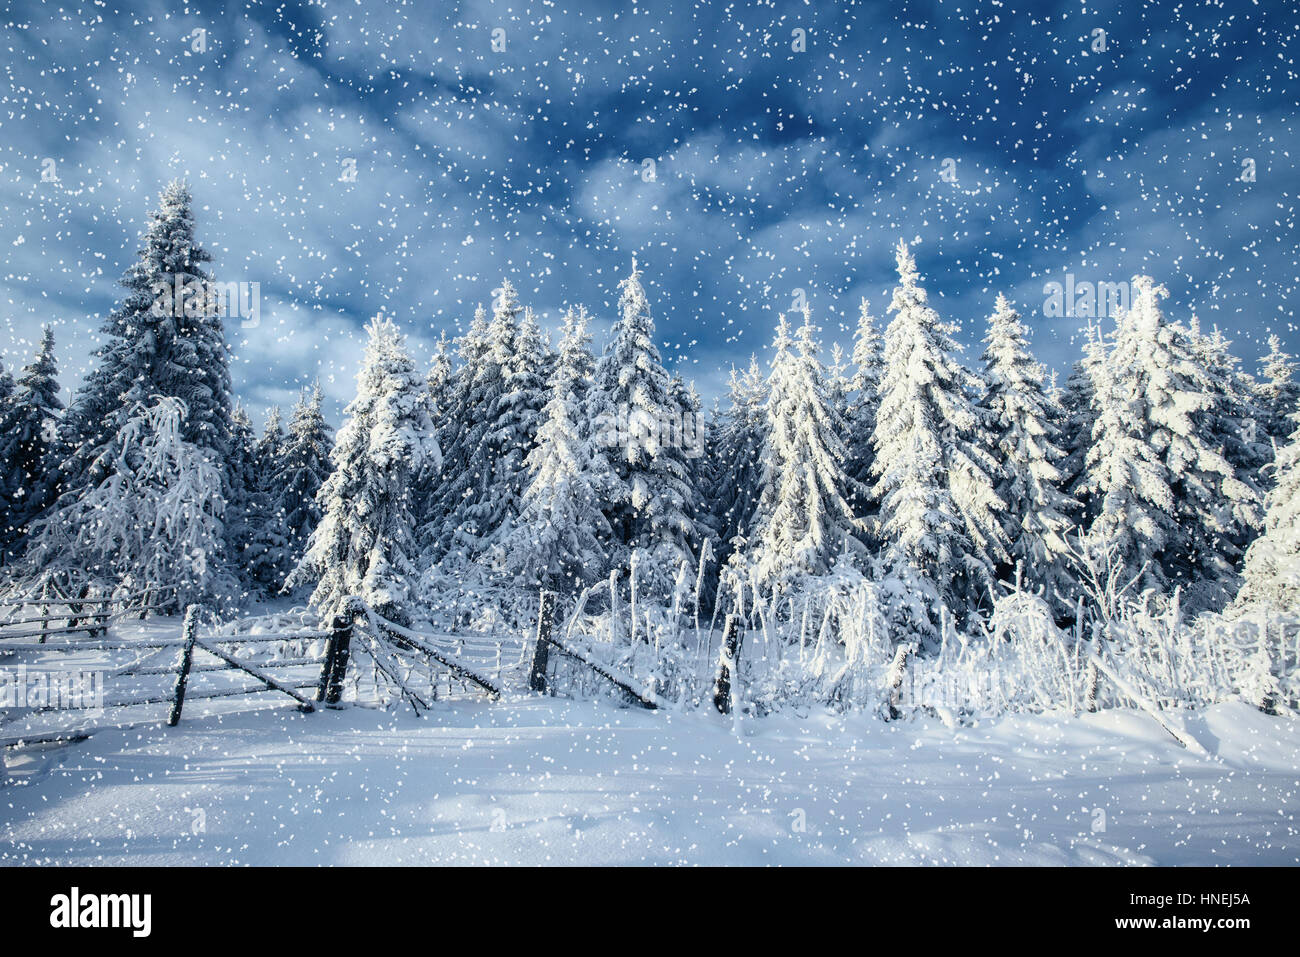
[712,614,744,715]
[167,604,201,727]
[528,590,557,694]
[317,602,357,706]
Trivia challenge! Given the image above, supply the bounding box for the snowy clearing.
[3,699,1297,866]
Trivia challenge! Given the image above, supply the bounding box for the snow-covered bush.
[18,396,234,611]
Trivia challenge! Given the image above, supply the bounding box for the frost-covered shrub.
[19,397,234,611]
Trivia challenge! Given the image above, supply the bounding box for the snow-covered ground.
[3,697,1297,865]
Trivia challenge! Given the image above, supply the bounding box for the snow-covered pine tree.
[501,307,611,589]
[1257,335,1300,447]
[242,407,289,587]
[480,305,551,549]
[256,406,285,466]
[707,357,768,570]
[1192,322,1269,512]
[589,257,701,579]
[639,371,706,589]
[415,332,454,528]
[423,305,491,559]
[555,304,619,514]
[21,397,231,610]
[1057,322,1105,510]
[979,294,1077,607]
[289,317,439,624]
[0,326,63,555]
[1083,278,1259,605]
[224,403,261,591]
[426,331,454,415]
[871,241,1006,616]
[1234,410,1300,614]
[752,311,863,593]
[845,297,884,524]
[435,284,528,564]
[274,382,334,573]
[1158,302,1263,603]
[1079,307,1173,594]
[827,342,850,419]
[59,181,233,498]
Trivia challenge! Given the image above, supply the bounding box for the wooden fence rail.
[361,611,502,700]
[528,591,659,710]
[0,604,332,744]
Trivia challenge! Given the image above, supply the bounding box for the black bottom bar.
[0,866,1280,945]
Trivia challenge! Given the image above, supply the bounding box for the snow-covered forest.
[6,0,1300,880]
[2,180,1297,723]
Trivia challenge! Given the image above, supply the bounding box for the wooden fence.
[1,602,335,748]
[2,588,745,762]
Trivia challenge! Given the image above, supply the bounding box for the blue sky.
[1,0,1296,425]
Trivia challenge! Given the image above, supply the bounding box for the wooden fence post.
[167,604,201,727]
[38,582,49,645]
[886,643,914,720]
[317,603,356,706]
[528,590,557,694]
[712,614,743,715]
[84,584,107,638]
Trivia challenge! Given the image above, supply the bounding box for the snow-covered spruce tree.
[706,356,768,570]
[1141,288,1262,601]
[590,257,702,576]
[289,317,439,624]
[0,326,63,555]
[979,294,1077,607]
[224,404,261,591]
[752,312,864,594]
[871,241,1006,618]
[242,406,289,588]
[426,332,455,416]
[1234,412,1300,613]
[21,397,232,610]
[1082,278,1259,606]
[1057,322,1106,510]
[273,382,333,575]
[1192,322,1270,513]
[845,297,885,526]
[550,304,617,506]
[1078,310,1172,594]
[58,181,233,499]
[413,334,453,531]
[1257,335,1300,448]
[433,284,537,564]
[827,342,850,420]
[642,371,707,586]
[480,305,551,548]
[423,304,492,560]
[501,307,611,589]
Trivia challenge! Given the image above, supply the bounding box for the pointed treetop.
[365,312,400,342]
[894,239,919,286]
[796,311,820,358]
[560,303,590,341]
[771,312,795,360]
[262,405,283,438]
[492,279,521,323]
[1127,275,1170,333]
